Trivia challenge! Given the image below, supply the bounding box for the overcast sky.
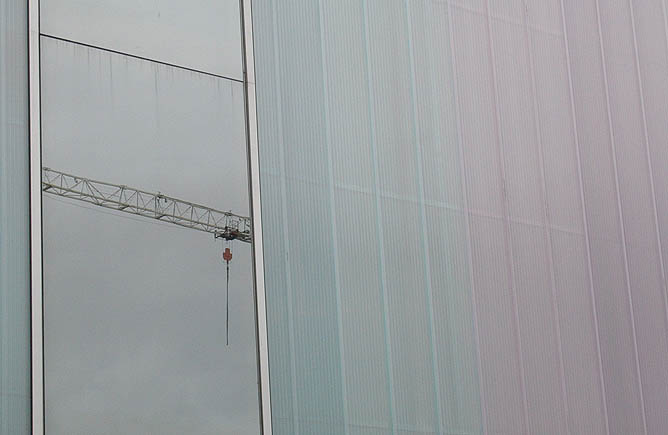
[41,0,243,79]
[40,2,260,433]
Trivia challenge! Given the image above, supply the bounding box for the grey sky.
[39,3,259,433]
[41,0,242,79]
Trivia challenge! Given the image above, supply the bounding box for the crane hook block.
[223,247,233,263]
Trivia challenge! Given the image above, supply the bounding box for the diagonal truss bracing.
[41,167,252,243]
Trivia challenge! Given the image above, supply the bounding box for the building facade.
[252,1,668,433]
[0,1,31,433]
[3,0,668,434]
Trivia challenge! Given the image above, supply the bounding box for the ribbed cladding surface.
[253,0,668,434]
[0,0,31,434]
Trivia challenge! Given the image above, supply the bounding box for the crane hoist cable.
[223,245,233,346]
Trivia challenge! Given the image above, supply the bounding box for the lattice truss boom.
[42,167,252,243]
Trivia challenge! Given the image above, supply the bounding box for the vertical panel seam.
[270,0,300,432]
[593,1,649,433]
[316,1,350,433]
[557,2,611,432]
[1,9,9,414]
[521,3,571,432]
[361,1,398,432]
[627,0,668,364]
[663,0,668,69]
[403,2,444,433]
[445,3,488,434]
[483,2,531,433]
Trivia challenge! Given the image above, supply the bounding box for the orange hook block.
[223,247,233,263]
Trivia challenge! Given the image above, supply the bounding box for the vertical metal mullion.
[483,2,530,433]
[241,1,272,433]
[593,2,648,433]
[28,0,44,432]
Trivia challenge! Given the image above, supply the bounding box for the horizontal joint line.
[39,33,245,84]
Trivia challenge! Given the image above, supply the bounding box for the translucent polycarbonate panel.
[0,0,31,433]
[41,37,260,434]
[595,2,668,432]
[41,0,242,79]
[254,0,668,433]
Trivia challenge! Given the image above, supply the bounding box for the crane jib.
[40,167,252,243]
[41,166,249,345]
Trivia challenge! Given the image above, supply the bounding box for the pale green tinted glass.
[0,0,31,433]
[254,0,668,434]
[41,0,243,79]
[40,38,260,434]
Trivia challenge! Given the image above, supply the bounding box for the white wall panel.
[0,0,31,433]
[254,1,668,433]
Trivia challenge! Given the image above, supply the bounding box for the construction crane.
[41,167,252,243]
[41,166,251,344]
